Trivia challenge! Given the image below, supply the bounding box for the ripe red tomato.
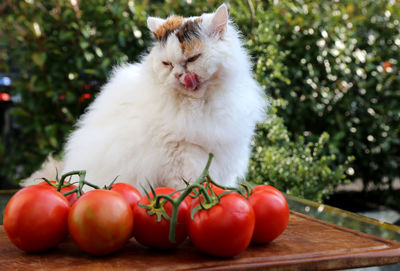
[68,189,133,256]
[133,187,189,249]
[188,192,255,257]
[248,185,289,244]
[3,185,70,252]
[39,180,82,206]
[110,182,142,212]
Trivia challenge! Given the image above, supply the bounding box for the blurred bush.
[0,0,150,182]
[248,100,353,202]
[2,0,391,202]
[250,0,400,190]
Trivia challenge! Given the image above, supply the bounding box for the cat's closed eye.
[187,53,201,63]
[162,61,173,68]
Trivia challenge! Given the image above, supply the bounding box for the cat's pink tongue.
[184,73,200,90]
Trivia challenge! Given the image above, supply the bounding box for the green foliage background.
[256,0,400,190]
[0,0,398,202]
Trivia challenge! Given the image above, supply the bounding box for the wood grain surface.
[1,211,399,271]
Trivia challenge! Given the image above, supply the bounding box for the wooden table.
[1,211,399,270]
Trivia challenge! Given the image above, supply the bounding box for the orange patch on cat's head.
[176,19,203,55]
[153,16,184,41]
[181,39,204,57]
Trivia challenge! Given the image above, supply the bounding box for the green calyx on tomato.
[42,169,101,199]
[189,187,221,220]
[137,185,173,223]
[133,187,188,249]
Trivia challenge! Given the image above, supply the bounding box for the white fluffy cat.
[23,4,265,190]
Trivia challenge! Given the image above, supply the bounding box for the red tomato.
[68,189,133,256]
[188,192,255,257]
[133,187,189,249]
[3,185,70,252]
[110,182,142,212]
[248,185,289,244]
[39,180,82,206]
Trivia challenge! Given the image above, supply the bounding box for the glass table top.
[286,194,400,242]
[286,194,400,271]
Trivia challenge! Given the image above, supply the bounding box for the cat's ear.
[147,17,165,34]
[209,3,229,38]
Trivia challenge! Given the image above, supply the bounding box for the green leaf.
[83,69,97,75]
[32,53,46,69]
[9,107,30,118]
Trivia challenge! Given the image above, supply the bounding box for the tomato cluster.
[186,183,289,257]
[3,156,289,258]
[3,178,142,256]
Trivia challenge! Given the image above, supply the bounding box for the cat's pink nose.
[174,73,183,80]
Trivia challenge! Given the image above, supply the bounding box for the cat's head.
[146,4,234,99]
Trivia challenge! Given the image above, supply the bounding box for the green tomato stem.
[166,153,215,243]
[154,194,174,209]
[82,180,101,190]
[58,170,83,192]
[136,153,221,244]
[77,171,86,197]
[52,170,104,199]
[206,176,248,198]
[62,187,79,197]
[106,175,120,190]
[41,177,56,187]
[195,153,214,183]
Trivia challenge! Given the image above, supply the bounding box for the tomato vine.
[53,153,251,244]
